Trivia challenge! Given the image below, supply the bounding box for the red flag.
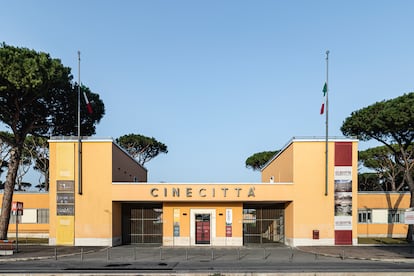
[83,92,93,114]
[320,103,325,115]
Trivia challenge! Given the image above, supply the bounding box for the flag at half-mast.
[320,82,327,115]
[83,91,93,114]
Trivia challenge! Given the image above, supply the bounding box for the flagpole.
[324,50,329,196]
[77,51,82,195]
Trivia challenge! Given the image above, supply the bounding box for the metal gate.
[243,204,284,244]
[122,203,163,245]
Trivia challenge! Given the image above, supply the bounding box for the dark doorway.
[122,203,163,245]
[243,203,285,245]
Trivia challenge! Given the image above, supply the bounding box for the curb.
[0,247,109,262]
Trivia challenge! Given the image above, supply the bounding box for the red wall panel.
[335,142,352,166]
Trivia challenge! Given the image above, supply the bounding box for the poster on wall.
[226,209,232,237]
[173,208,180,237]
[334,166,352,230]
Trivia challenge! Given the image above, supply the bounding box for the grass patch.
[358,237,408,244]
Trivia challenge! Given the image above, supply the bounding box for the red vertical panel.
[335,142,352,166]
[335,230,352,245]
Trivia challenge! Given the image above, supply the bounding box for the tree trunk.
[0,146,22,240]
[45,168,49,191]
[406,172,414,242]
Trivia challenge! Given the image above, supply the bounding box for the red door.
[195,214,210,244]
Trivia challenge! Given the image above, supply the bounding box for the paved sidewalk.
[298,245,414,262]
[1,244,414,263]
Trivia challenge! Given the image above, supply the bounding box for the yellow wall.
[291,141,336,240]
[261,144,294,183]
[49,141,75,243]
[75,141,113,240]
[1,193,49,209]
[163,202,243,238]
[112,183,296,202]
[0,193,49,235]
[357,193,410,238]
[358,193,410,209]
[49,139,118,245]
[262,139,359,245]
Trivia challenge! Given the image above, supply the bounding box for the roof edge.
[260,136,358,172]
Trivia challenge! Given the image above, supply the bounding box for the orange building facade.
[1,137,411,246]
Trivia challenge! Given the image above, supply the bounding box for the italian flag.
[83,92,93,114]
[320,83,327,115]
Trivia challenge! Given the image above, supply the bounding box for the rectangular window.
[388,209,405,224]
[358,209,372,223]
[7,208,49,224]
[37,209,49,224]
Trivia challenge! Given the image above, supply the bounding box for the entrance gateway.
[122,203,284,246]
[48,137,358,247]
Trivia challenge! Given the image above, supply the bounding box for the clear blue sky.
[1,1,413,183]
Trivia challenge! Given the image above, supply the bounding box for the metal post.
[77,51,82,195]
[324,50,330,196]
[15,214,19,253]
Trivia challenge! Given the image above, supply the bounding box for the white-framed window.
[6,208,49,224]
[358,209,372,223]
[388,209,405,224]
[37,208,49,224]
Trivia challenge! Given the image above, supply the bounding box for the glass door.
[195,214,210,244]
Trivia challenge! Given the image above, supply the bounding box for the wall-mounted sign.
[57,205,74,216]
[57,193,75,204]
[57,180,75,216]
[57,181,75,192]
[334,167,353,230]
[405,209,414,225]
[150,186,256,199]
[12,201,23,216]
